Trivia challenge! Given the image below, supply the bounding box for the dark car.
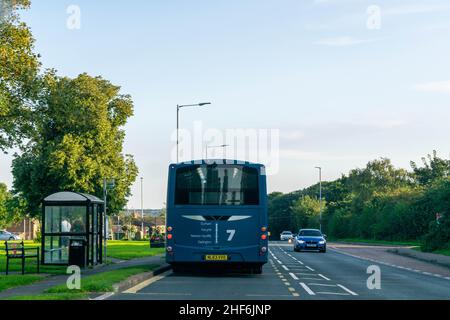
[293,229,326,253]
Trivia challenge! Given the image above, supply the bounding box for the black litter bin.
[69,238,86,268]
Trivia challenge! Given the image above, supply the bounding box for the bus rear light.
[166,246,173,252]
[167,234,173,240]
[261,234,267,240]
[167,226,173,232]
[260,247,267,253]
[261,227,267,232]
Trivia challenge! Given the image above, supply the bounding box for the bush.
[423,218,450,252]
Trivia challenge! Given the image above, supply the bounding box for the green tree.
[12,73,138,216]
[0,183,10,227]
[0,0,42,152]
[0,183,26,228]
[410,150,450,186]
[268,191,301,236]
[347,158,411,201]
[290,195,324,231]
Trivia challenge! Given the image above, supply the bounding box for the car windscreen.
[175,165,259,205]
[299,230,322,237]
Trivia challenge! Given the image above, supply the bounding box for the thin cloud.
[280,149,366,161]
[424,22,450,31]
[384,4,450,16]
[415,81,450,93]
[313,0,359,5]
[280,130,305,141]
[315,36,376,47]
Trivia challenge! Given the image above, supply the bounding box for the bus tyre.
[172,265,182,273]
[251,265,263,274]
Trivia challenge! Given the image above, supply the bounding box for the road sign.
[107,179,115,189]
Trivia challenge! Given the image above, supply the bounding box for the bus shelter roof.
[43,192,104,204]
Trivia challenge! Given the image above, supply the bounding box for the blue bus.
[165,160,269,274]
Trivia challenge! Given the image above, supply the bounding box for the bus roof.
[169,159,265,168]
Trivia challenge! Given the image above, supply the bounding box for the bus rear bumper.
[166,244,268,264]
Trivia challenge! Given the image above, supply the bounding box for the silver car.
[0,230,21,241]
[280,231,294,241]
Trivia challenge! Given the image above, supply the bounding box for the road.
[109,242,450,300]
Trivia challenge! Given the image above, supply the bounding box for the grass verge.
[331,238,421,247]
[433,248,450,257]
[46,264,158,294]
[107,240,165,260]
[412,246,450,257]
[0,274,45,292]
[1,240,164,295]
[8,293,87,300]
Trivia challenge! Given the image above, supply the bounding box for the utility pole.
[315,167,323,232]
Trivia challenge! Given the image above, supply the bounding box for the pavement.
[0,254,166,299]
[108,242,450,300]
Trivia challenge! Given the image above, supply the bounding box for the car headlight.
[298,240,305,244]
[319,240,326,245]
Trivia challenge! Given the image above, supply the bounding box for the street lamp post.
[103,178,115,264]
[176,102,211,163]
[140,177,144,239]
[315,167,322,232]
[205,144,229,160]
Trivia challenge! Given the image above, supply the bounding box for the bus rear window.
[175,165,259,205]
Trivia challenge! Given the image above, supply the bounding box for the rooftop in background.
[122,209,164,217]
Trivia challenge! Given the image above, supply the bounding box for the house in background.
[111,208,166,240]
[6,218,40,240]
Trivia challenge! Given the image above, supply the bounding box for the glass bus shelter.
[41,192,105,266]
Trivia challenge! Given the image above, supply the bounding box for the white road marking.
[289,273,299,280]
[316,292,350,296]
[246,294,293,297]
[300,282,316,295]
[123,271,171,294]
[130,292,192,296]
[318,274,331,281]
[92,292,115,300]
[337,284,358,296]
[295,273,318,276]
[282,265,289,271]
[305,266,315,271]
[308,283,337,287]
[292,292,300,297]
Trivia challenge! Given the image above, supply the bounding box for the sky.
[1,0,450,209]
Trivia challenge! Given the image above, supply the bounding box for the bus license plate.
[205,255,228,261]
